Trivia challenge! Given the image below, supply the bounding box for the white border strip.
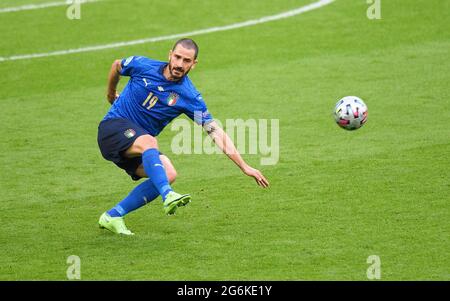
[0,0,100,13]
[0,0,334,62]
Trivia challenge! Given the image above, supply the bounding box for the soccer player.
[97,38,269,235]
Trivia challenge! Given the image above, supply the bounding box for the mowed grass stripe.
[0,0,319,56]
[0,0,332,61]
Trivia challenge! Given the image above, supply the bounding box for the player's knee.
[137,135,158,150]
[127,135,158,156]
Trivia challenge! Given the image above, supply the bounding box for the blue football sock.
[142,148,173,200]
[107,179,159,217]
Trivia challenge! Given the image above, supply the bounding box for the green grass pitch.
[0,0,449,280]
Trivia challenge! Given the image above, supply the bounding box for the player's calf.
[134,155,177,183]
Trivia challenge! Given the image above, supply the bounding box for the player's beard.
[169,63,191,80]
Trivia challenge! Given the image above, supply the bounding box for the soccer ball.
[333,96,368,130]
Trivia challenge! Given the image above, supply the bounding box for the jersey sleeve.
[184,94,214,126]
[120,56,145,77]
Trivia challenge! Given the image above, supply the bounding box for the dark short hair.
[172,38,199,59]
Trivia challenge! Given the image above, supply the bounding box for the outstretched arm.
[204,121,269,188]
[106,59,122,104]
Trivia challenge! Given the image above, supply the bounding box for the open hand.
[242,166,269,188]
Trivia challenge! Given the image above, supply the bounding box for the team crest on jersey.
[124,129,136,138]
[167,92,179,106]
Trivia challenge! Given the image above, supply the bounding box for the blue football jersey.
[103,56,213,136]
